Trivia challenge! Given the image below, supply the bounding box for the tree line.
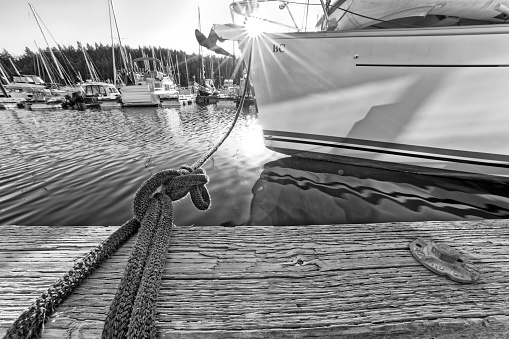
[0,43,242,88]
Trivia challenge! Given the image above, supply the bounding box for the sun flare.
[245,17,267,38]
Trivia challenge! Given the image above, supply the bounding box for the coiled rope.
[3,50,253,339]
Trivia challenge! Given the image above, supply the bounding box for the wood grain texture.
[1,220,509,338]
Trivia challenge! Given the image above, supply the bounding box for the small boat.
[178,86,197,104]
[4,75,64,103]
[212,0,509,180]
[61,82,120,110]
[81,81,121,103]
[0,81,25,109]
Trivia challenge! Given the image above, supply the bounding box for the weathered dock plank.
[1,220,509,338]
[0,225,120,335]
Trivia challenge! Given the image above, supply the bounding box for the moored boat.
[4,74,67,103]
[120,57,179,107]
[212,0,509,180]
[61,82,120,110]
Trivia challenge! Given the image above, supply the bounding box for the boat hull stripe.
[263,130,509,169]
[356,64,509,67]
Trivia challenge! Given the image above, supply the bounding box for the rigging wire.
[261,0,428,29]
[192,49,253,170]
[35,9,80,83]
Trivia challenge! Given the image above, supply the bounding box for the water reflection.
[2,106,509,227]
[248,157,509,225]
[0,105,278,226]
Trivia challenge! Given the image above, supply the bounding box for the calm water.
[2,103,509,227]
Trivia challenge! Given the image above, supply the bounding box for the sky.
[1,0,238,57]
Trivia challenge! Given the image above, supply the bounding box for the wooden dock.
[1,220,508,338]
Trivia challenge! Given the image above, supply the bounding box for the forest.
[0,43,241,88]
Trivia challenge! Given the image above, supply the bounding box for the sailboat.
[209,0,509,180]
[0,66,25,109]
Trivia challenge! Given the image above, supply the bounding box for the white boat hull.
[239,25,509,179]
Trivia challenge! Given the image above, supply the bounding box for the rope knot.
[132,166,210,222]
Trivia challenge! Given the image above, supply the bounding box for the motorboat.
[4,74,60,102]
[80,82,121,102]
[211,0,509,180]
[198,78,219,97]
[120,57,179,107]
[61,81,121,110]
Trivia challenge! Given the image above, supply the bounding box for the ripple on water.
[1,105,509,227]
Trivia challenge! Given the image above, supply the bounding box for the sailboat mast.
[185,54,190,87]
[0,80,8,97]
[217,58,221,87]
[29,3,64,83]
[0,62,9,84]
[80,43,95,81]
[110,0,129,79]
[34,41,54,84]
[198,6,204,84]
[176,54,180,87]
[210,57,214,84]
[108,0,117,86]
[9,58,21,77]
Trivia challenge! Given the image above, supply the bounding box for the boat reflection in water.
[248,157,509,226]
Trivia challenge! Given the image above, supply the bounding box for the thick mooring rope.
[3,50,253,339]
[102,166,210,339]
[2,218,140,339]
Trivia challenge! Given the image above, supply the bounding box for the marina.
[1,103,509,338]
[2,0,509,337]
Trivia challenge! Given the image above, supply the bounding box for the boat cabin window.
[84,85,107,96]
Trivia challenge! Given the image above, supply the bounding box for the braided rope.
[101,166,210,339]
[2,218,140,339]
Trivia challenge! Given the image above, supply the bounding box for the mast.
[35,53,41,78]
[198,6,204,85]
[34,41,54,84]
[0,79,8,97]
[79,42,100,82]
[0,62,10,84]
[176,54,180,87]
[110,0,130,83]
[184,54,190,87]
[151,47,157,71]
[108,0,117,86]
[0,62,9,96]
[9,58,21,77]
[210,56,214,84]
[29,3,64,83]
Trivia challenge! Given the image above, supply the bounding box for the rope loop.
[133,166,210,221]
[164,166,210,210]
